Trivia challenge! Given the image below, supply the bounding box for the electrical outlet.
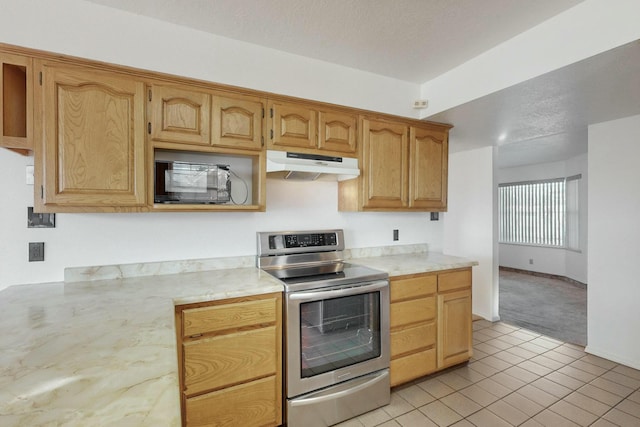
[393,229,399,241]
[529,258,534,265]
[430,212,439,221]
[29,242,45,262]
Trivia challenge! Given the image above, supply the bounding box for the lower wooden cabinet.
[389,268,473,387]
[175,293,282,427]
[437,269,473,369]
[389,274,437,387]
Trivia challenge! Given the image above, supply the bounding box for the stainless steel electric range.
[257,229,390,427]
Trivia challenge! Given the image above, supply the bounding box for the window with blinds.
[499,175,581,249]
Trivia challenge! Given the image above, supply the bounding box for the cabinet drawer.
[390,296,436,328]
[390,275,437,302]
[184,326,277,396]
[390,348,436,387]
[438,269,472,293]
[391,322,435,358]
[183,297,277,337]
[185,375,280,427]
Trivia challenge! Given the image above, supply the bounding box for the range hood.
[266,150,360,181]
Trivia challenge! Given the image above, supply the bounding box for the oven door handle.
[287,279,388,302]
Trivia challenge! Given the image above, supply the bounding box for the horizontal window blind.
[499,178,566,247]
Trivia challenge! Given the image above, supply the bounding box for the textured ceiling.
[83,0,639,169]
[85,0,582,83]
[428,40,640,168]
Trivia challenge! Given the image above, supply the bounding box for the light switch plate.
[26,165,34,185]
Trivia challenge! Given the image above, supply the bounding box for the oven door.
[286,279,390,398]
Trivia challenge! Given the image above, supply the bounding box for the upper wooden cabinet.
[409,126,448,210]
[149,85,265,151]
[339,116,450,212]
[268,100,357,156]
[35,61,146,211]
[211,93,264,151]
[0,52,33,155]
[149,85,211,146]
[269,100,316,150]
[361,118,409,209]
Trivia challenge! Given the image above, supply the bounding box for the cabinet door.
[409,126,448,210]
[149,85,211,145]
[437,289,473,369]
[269,101,317,150]
[0,52,33,154]
[318,110,357,154]
[39,63,146,207]
[362,118,409,209]
[212,93,264,150]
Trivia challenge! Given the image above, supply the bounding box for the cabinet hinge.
[270,108,273,118]
[147,122,151,134]
[262,108,265,119]
[39,72,42,86]
[148,89,152,102]
[261,135,264,146]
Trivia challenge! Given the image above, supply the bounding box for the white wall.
[497,154,588,284]
[0,0,442,289]
[0,148,443,288]
[444,146,498,321]
[587,114,640,369]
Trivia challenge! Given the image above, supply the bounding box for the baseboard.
[499,266,587,288]
[584,345,640,370]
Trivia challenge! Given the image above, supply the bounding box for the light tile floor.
[336,320,640,427]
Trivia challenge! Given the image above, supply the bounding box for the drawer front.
[183,296,277,337]
[438,269,472,293]
[390,348,436,387]
[391,322,436,358]
[186,375,280,427]
[184,326,277,396]
[390,275,437,302]
[390,296,436,328]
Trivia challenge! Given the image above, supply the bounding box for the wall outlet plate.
[29,242,45,262]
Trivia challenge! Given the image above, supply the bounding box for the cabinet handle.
[147,122,151,134]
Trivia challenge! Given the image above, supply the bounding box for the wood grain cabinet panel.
[437,288,473,369]
[176,293,282,427]
[182,297,277,337]
[0,52,33,154]
[186,376,280,427]
[269,100,316,150]
[409,126,448,210]
[150,85,211,145]
[318,110,357,154]
[36,62,146,209]
[390,348,436,387]
[361,118,409,209]
[183,326,277,396]
[212,93,264,150]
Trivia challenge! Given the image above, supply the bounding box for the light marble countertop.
[0,249,476,426]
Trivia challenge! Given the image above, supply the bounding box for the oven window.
[299,292,381,378]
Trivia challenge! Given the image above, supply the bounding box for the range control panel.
[270,232,338,249]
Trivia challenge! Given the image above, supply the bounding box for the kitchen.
[2,0,640,426]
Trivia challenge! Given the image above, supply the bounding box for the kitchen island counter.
[0,249,476,426]
[0,265,283,427]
